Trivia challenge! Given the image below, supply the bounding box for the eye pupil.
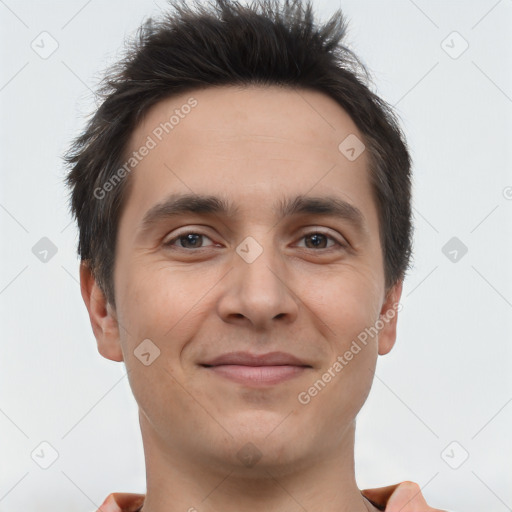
[306,233,327,249]
[181,234,201,248]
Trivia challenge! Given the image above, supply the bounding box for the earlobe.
[79,262,124,362]
[377,280,403,356]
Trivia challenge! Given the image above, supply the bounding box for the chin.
[210,411,311,469]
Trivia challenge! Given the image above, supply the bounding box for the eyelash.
[163,230,346,251]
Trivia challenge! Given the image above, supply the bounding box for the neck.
[137,412,380,512]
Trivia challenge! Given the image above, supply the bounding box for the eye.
[163,231,215,249]
[296,231,345,250]
[162,229,346,251]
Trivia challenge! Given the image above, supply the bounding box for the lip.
[201,351,310,367]
[200,351,312,386]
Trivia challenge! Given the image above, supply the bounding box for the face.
[82,85,402,475]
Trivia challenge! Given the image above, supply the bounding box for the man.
[65,0,447,510]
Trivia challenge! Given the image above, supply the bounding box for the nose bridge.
[219,233,298,327]
[237,233,286,300]
[240,238,282,289]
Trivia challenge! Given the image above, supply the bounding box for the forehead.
[130,84,364,159]
[120,85,376,231]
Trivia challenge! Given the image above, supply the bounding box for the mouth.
[200,351,312,386]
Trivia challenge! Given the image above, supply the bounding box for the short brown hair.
[64,0,413,307]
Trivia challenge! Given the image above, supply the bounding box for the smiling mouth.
[200,363,312,386]
[199,351,313,386]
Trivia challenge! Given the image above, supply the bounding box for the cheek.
[297,266,381,409]
[303,265,382,343]
[115,267,213,431]
[116,263,220,358]
[297,322,378,436]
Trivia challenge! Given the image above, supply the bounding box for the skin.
[81,85,405,512]
[96,482,444,512]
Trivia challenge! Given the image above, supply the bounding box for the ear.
[79,261,124,362]
[377,279,403,356]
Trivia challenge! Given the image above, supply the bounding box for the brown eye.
[298,231,344,250]
[164,232,214,249]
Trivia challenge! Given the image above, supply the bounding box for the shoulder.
[94,492,145,512]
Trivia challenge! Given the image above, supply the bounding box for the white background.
[0,1,511,511]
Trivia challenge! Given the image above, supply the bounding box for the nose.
[216,239,299,330]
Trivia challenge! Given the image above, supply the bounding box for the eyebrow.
[137,192,367,238]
